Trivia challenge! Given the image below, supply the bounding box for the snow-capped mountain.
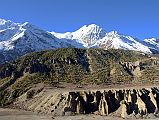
[52,25,158,54]
[91,31,152,53]
[51,24,107,47]
[0,18,158,63]
[0,18,81,63]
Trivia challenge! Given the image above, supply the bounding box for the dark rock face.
[61,88,159,118]
[0,63,15,79]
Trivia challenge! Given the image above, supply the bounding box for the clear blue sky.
[0,0,158,39]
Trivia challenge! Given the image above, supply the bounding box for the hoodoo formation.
[14,87,159,118]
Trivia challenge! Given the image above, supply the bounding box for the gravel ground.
[1,108,159,120]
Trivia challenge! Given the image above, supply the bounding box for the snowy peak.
[0,18,19,30]
[72,24,107,46]
[0,18,12,26]
[0,20,37,43]
[74,24,104,34]
[20,22,43,31]
[106,31,119,37]
[52,24,107,47]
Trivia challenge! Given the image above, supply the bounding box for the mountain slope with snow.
[91,31,152,53]
[52,25,158,54]
[143,38,159,53]
[0,19,82,63]
[0,18,158,63]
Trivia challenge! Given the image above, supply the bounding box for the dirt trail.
[0,108,52,120]
[0,108,159,120]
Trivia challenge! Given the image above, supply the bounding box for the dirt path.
[1,108,159,120]
[0,108,52,120]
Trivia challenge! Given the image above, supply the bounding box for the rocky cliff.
[14,87,159,119]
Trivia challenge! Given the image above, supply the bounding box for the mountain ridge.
[51,24,159,54]
[0,18,159,63]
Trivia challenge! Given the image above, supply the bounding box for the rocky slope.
[13,87,159,119]
[0,48,159,107]
[0,18,159,63]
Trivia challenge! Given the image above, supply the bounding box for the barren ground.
[1,84,159,120]
[1,108,159,120]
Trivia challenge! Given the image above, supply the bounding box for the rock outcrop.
[119,61,141,77]
[14,87,159,118]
